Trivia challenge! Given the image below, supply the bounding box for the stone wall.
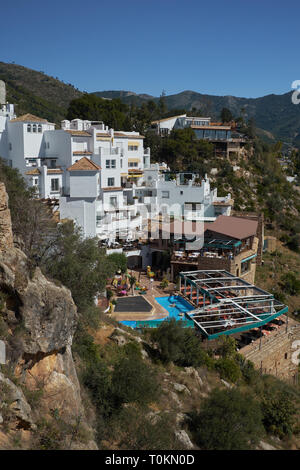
[241,323,300,382]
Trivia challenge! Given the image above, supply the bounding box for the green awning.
[241,253,257,263]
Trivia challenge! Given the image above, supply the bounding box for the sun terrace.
[180,270,288,340]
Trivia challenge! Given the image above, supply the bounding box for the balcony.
[99,147,120,156]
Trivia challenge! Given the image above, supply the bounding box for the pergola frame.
[179,270,288,339]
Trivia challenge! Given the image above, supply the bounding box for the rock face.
[0,183,13,251]
[0,184,96,449]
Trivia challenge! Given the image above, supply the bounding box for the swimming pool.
[120,295,195,329]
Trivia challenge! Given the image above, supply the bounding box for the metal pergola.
[179,270,288,339]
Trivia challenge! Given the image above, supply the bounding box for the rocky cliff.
[0,183,97,449]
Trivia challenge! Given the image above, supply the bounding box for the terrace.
[171,237,250,262]
[180,270,288,340]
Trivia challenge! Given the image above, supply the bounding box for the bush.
[111,355,159,408]
[160,278,169,289]
[215,336,237,358]
[281,272,300,296]
[215,357,242,383]
[254,376,298,438]
[107,252,128,273]
[261,392,296,438]
[105,406,178,450]
[151,318,211,367]
[189,388,264,450]
[81,361,113,419]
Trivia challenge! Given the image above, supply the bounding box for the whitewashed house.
[0,81,232,249]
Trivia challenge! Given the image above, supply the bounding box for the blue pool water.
[120,295,195,329]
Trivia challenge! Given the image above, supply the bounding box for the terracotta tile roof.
[72,151,93,155]
[205,215,258,240]
[67,157,101,172]
[10,113,50,123]
[64,130,92,137]
[102,187,123,191]
[114,132,144,139]
[47,168,63,174]
[25,168,41,175]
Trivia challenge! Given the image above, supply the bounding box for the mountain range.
[0,62,299,146]
[94,89,300,146]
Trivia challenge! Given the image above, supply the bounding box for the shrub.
[111,355,159,408]
[281,272,300,296]
[160,278,169,290]
[150,319,213,368]
[189,388,264,450]
[215,357,241,383]
[261,391,296,438]
[106,406,177,450]
[107,252,128,273]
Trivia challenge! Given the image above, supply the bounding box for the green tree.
[215,357,242,383]
[261,391,296,438]
[111,355,158,408]
[189,388,264,450]
[151,318,211,367]
[220,107,233,123]
[107,252,128,273]
[67,94,130,130]
[0,158,57,260]
[43,221,115,311]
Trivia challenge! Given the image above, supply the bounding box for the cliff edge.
[0,182,97,449]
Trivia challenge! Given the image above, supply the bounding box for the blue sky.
[1,0,300,98]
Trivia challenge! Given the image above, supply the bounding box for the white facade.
[0,84,232,245]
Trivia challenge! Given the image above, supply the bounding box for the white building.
[0,83,232,250]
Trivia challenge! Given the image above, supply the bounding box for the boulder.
[173,383,191,395]
[0,372,35,430]
[175,430,194,449]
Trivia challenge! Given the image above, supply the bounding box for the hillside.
[0,62,82,124]
[1,61,300,145]
[94,89,300,146]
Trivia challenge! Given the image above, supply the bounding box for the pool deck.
[111,270,175,321]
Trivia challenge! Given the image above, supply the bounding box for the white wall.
[69,171,99,198]
[60,197,97,238]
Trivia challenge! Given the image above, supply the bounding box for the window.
[110,197,117,207]
[241,261,250,274]
[33,178,39,186]
[106,160,117,169]
[128,145,138,151]
[107,177,115,187]
[51,178,59,192]
[38,124,42,133]
[180,191,183,195]
[9,143,12,151]
[120,159,123,168]
[162,191,169,198]
[50,160,56,168]
[27,124,31,132]
[129,162,138,167]
[32,124,37,133]
[47,142,50,149]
